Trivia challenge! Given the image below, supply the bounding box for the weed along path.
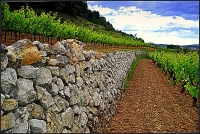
[106,59,199,133]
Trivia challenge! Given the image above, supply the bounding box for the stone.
[1,113,16,132]
[2,99,18,112]
[54,95,69,112]
[1,110,4,116]
[56,78,64,90]
[47,66,60,76]
[47,58,57,66]
[15,107,30,121]
[32,41,42,50]
[18,65,40,79]
[46,108,63,133]
[76,76,83,87]
[39,43,50,51]
[71,123,84,133]
[63,86,71,98]
[62,129,71,133]
[26,103,45,120]
[61,40,70,50]
[59,68,69,83]
[78,111,88,128]
[48,83,59,96]
[7,39,41,66]
[29,119,46,133]
[1,44,8,54]
[72,105,81,115]
[1,68,17,94]
[69,84,81,105]
[39,51,47,56]
[61,107,74,128]
[36,87,54,110]
[1,93,5,106]
[56,55,69,65]
[92,92,101,106]
[70,42,85,65]
[10,118,28,133]
[1,55,8,71]
[53,41,67,54]
[69,74,76,84]
[65,64,76,74]
[14,78,36,105]
[36,67,52,86]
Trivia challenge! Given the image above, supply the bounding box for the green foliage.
[150,51,199,98]
[1,2,151,47]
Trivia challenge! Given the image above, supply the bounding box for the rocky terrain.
[1,39,146,133]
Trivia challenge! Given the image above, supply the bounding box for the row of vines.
[150,51,199,106]
[1,2,152,48]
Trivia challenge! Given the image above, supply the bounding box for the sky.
[87,1,199,45]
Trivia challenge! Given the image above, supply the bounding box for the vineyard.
[1,2,152,49]
[150,51,199,106]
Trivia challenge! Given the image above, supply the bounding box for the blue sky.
[87,1,199,45]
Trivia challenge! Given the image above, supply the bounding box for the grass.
[123,53,150,88]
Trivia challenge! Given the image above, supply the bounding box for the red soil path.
[106,60,199,133]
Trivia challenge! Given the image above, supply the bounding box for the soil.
[106,59,199,133]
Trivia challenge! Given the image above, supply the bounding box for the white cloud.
[88,4,199,45]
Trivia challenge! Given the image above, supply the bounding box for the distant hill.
[180,44,199,50]
[152,43,199,50]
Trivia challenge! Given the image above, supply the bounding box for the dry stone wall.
[1,39,146,133]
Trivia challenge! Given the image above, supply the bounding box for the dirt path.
[106,59,199,133]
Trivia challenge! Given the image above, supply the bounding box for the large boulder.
[6,39,41,66]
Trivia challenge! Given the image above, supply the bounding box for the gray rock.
[36,67,52,86]
[65,64,76,74]
[84,127,90,133]
[72,105,81,115]
[64,86,71,98]
[1,93,5,106]
[58,89,65,98]
[1,68,17,94]
[78,111,88,128]
[56,55,69,65]
[52,76,58,84]
[1,44,8,54]
[1,113,16,132]
[61,107,74,128]
[39,51,47,56]
[18,65,40,79]
[33,41,42,50]
[54,95,69,112]
[10,118,28,133]
[47,66,60,76]
[48,83,59,96]
[56,78,64,90]
[29,119,46,133]
[92,92,101,106]
[1,55,8,71]
[69,73,75,84]
[16,107,30,121]
[1,110,4,116]
[53,41,67,54]
[36,86,54,110]
[62,129,71,133]
[26,103,45,120]
[71,123,84,133]
[69,84,81,105]
[15,78,36,105]
[76,76,83,87]
[75,64,83,76]
[59,68,69,83]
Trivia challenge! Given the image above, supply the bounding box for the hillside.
[5,2,143,42]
